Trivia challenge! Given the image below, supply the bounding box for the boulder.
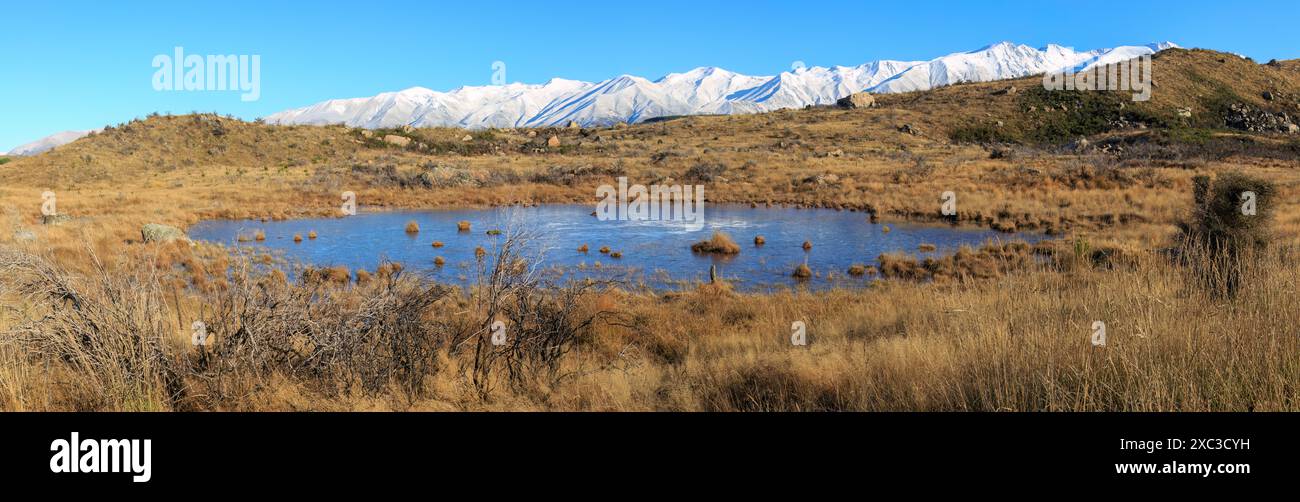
[141,223,190,244]
[836,92,876,109]
[383,135,412,147]
[41,214,72,225]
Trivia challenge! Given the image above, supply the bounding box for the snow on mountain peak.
[263,41,1174,130]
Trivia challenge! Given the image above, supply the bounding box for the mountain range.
[5,41,1176,156]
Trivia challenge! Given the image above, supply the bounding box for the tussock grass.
[691,231,741,255]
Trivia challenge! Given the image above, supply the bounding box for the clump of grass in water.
[486,229,502,236]
[691,231,740,255]
[802,240,812,251]
[293,234,303,243]
[432,241,444,248]
[475,246,487,259]
[919,243,937,252]
[792,262,812,279]
[577,244,589,253]
[599,246,610,254]
[434,256,445,266]
[847,264,867,276]
[307,230,318,240]
[754,235,765,246]
[610,251,623,259]
[254,230,266,241]
[405,221,420,234]
[457,221,472,232]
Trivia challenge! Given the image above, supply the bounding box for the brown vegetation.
[691,231,741,254]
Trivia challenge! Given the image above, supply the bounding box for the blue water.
[189,205,1035,292]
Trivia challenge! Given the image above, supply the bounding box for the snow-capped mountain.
[5,41,1178,157]
[6,129,101,156]
[267,41,1177,130]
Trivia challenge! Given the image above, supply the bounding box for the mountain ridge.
[265,41,1178,130]
[7,41,1178,156]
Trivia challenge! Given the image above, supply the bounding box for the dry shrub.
[1176,172,1276,297]
[0,248,181,410]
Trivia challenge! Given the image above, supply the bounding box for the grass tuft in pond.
[691,231,741,255]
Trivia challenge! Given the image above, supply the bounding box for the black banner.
[0,413,1288,492]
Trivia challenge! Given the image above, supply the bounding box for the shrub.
[684,162,726,183]
[405,221,420,234]
[1176,172,1276,297]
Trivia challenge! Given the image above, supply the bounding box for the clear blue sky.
[2,0,1297,152]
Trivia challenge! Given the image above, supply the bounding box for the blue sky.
[2,0,1298,152]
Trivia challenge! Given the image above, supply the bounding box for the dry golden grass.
[2,238,1295,411]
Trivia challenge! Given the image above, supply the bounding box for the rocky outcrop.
[41,214,72,225]
[141,223,190,244]
[383,134,412,147]
[836,91,876,109]
[1224,103,1297,134]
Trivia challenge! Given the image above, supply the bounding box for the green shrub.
[1177,172,1276,297]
